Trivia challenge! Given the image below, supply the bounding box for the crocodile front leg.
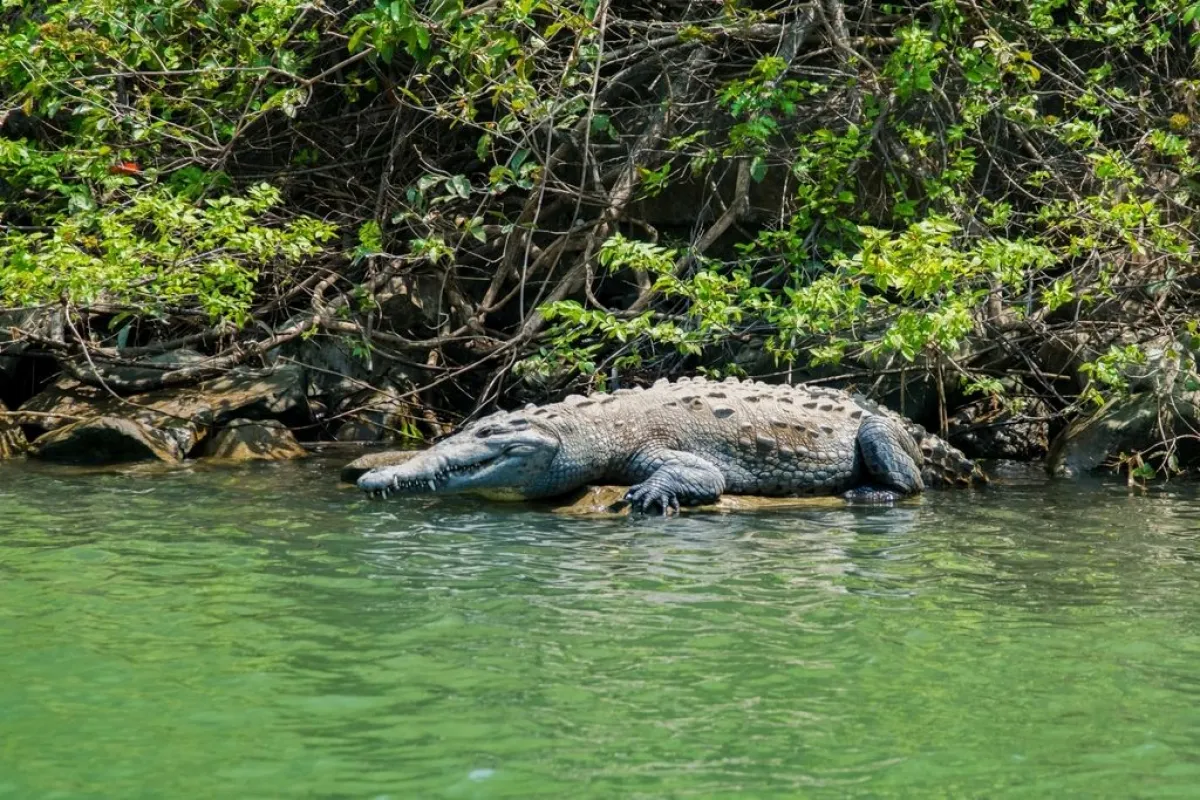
[623,450,727,515]
[845,414,925,503]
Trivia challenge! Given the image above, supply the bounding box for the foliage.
[533,221,1058,378]
[508,0,1197,438]
[0,0,338,324]
[0,172,335,324]
[2,0,1199,467]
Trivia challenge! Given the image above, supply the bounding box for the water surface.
[2,457,1199,797]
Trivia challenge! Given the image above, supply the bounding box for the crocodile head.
[357,413,560,501]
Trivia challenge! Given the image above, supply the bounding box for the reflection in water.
[1,458,1200,796]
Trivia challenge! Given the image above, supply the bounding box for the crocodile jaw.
[358,424,559,500]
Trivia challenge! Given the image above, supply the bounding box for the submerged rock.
[344,472,856,514]
[204,419,307,461]
[31,417,186,464]
[339,450,417,483]
[549,485,853,516]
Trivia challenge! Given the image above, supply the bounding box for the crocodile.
[357,376,984,513]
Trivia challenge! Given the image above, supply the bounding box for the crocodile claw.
[624,484,680,516]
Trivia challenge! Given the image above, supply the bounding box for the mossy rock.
[204,419,307,461]
[1047,391,1200,476]
[31,417,184,464]
[19,364,306,434]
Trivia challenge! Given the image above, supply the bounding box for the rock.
[630,163,792,227]
[19,364,306,434]
[731,337,775,376]
[99,349,211,386]
[270,327,372,399]
[339,450,418,483]
[31,417,185,464]
[14,364,307,465]
[333,386,417,443]
[1037,330,1200,396]
[15,380,104,430]
[0,401,29,459]
[344,472,855,513]
[874,371,940,427]
[189,364,307,422]
[376,274,446,329]
[1036,332,1092,391]
[549,485,856,516]
[1128,333,1199,394]
[1047,391,1200,477]
[203,419,307,461]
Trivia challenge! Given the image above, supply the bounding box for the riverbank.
[2,348,1197,487]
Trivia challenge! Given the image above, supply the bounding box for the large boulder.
[1047,390,1200,477]
[17,364,307,465]
[1047,331,1200,477]
[20,364,306,429]
[190,364,307,422]
[854,349,944,426]
[203,419,307,461]
[269,328,373,401]
[1037,330,1200,395]
[1036,332,1093,392]
[31,417,186,464]
[97,349,211,386]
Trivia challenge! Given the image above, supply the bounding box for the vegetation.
[2,0,1198,469]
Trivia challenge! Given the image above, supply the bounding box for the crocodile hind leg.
[845,415,925,503]
[624,450,727,515]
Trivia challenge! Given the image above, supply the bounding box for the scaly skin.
[358,376,984,513]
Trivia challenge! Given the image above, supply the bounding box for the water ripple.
[1,459,1199,796]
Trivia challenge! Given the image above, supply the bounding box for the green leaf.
[348,25,371,53]
[749,156,767,183]
[449,174,471,198]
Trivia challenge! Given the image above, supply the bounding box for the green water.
[2,458,1200,798]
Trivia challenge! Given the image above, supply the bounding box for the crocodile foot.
[842,484,909,504]
[624,482,682,516]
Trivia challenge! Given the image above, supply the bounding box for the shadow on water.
[2,456,1200,797]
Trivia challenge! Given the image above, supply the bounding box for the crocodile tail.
[848,392,986,487]
[907,424,988,488]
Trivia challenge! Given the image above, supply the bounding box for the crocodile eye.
[475,426,496,438]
